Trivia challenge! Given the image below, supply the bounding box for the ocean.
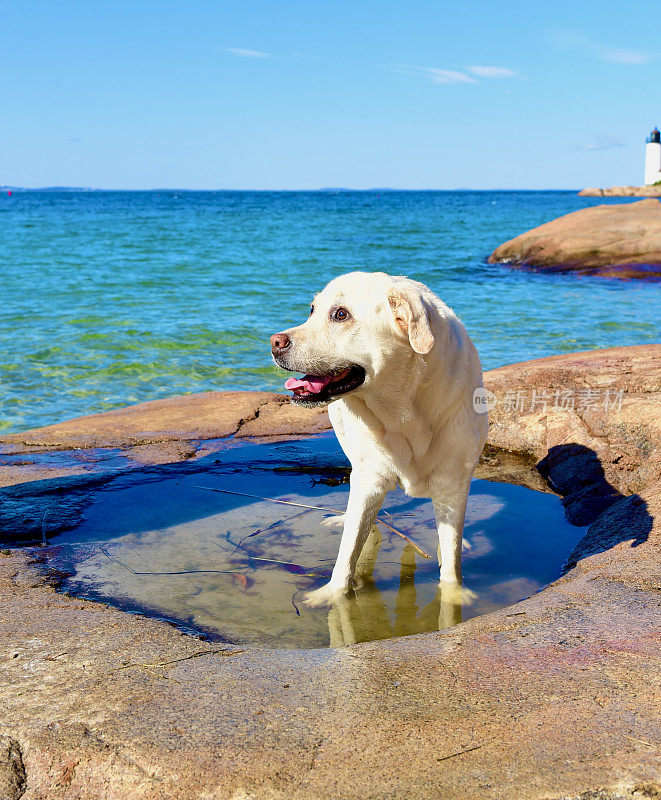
[1,190,659,433]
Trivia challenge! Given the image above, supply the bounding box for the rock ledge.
[489,199,661,279]
[1,345,660,800]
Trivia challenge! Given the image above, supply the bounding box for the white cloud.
[224,47,271,59]
[600,47,651,65]
[579,134,626,151]
[425,68,478,85]
[467,65,519,78]
[394,65,477,85]
[551,31,653,65]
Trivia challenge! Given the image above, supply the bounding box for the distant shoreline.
[2,186,584,193]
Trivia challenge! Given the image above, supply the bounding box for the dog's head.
[270,271,436,404]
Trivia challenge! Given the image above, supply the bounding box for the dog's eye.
[309,304,315,316]
[332,307,350,322]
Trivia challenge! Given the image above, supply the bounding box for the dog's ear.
[386,286,434,354]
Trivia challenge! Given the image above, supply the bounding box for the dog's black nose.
[270,332,291,353]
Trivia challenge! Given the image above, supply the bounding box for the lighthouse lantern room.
[644,128,661,185]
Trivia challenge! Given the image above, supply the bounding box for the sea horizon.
[2,186,585,193]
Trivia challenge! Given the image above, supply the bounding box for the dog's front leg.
[432,476,472,586]
[305,471,387,607]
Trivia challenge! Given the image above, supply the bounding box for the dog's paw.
[321,513,345,529]
[438,580,478,606]
[303,583,348,607]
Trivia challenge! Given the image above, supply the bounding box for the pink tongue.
[284,374,335,394]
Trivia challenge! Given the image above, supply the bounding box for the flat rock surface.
[488,199,661,278]
[0,392,331,488]
[1,390,330,450]
[1,345,660,799]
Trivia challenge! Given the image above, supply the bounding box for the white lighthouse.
[644,128,661,185]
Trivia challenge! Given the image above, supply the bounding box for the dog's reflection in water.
[325,526,465,647]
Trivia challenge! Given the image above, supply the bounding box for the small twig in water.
[240,554,328,575]
[202,535,328,576]
[99,546,248,578]
[227,508,310,557]
[193,485,339,512]
[41,509,49,547]
[374,518,431,560]
[290,586,305,616]
[192,486,432,559]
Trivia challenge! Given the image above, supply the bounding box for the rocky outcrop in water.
[488,199,661,279]
[1,344,660,800]
[579,185,661,197]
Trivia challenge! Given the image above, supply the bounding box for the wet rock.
[0,488,91,543]
[488,199,661,278]
[121,440,198,465]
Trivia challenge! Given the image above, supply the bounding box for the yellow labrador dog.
[270,271,488,607]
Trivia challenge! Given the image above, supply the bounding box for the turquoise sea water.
[1,190,659,433]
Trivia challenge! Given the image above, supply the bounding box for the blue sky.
[1,0,659,189]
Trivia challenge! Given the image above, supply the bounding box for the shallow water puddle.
[46,435,584,648]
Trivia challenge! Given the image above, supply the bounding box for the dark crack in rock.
[0,736,27,800]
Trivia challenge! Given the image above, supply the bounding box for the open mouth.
[283,366,366,403]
